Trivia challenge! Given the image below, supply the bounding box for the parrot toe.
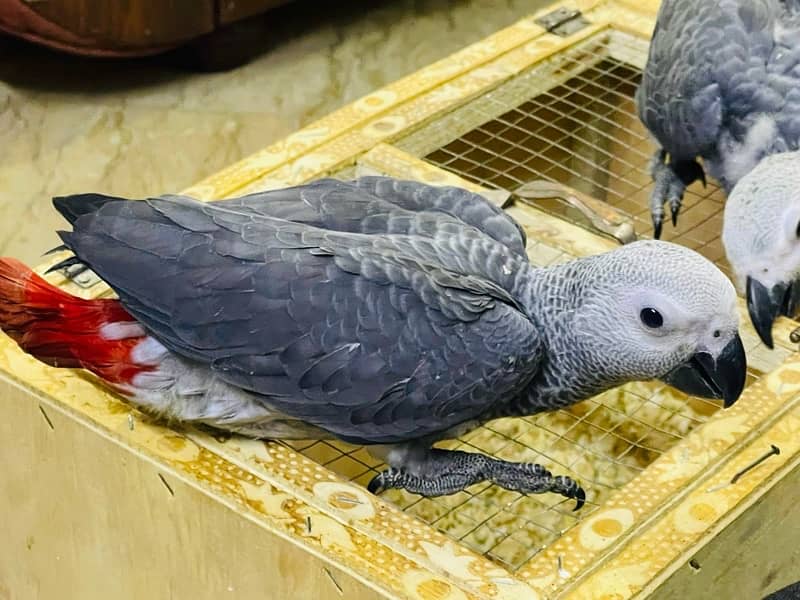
[652,213,664,240]
[648,150,704,239]
[670,197,681,227]
[367,470,393,495]
[369,449,588,507]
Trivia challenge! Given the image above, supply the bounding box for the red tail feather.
[0,257,152,385]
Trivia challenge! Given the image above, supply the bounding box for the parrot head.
[570,240,745,407]
[722,151,800,348]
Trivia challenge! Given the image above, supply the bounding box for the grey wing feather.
[161,177,527,256]
[637,0,778,160]
[57,192,542,444]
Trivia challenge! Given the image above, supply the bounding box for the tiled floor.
[0,0,548,264]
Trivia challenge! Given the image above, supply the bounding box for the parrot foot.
[367,448,585,510]
[648,149,706,239]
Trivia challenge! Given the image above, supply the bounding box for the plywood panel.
[646,461,800,600]
[0,378,387,600]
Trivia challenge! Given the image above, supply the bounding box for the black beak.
[660,334,747,408]
[746,277,799,348]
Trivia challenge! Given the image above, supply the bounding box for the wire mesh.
[424,41,731,274]
[290,32,772,571]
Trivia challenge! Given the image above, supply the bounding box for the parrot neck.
[513,258,621,413]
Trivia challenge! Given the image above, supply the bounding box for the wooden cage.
[2,1,800,598]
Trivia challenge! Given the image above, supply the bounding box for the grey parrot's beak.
[746,277,800,349]
[660,334,746,408]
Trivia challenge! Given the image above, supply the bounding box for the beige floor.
[0,0,547,265]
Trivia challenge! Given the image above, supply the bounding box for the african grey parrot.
[0,177,747,508]
[637,0,800,347]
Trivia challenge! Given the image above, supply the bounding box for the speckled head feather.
[526,240,740,407]
[723,151,800,291]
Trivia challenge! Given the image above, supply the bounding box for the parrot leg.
[648,149,706,239]
[367,448,585,510]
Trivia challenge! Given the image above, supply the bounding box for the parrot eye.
[640,307,664,328]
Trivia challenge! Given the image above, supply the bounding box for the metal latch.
[513,180,637,245]
[60,263,102,289]
[534,8,589,37]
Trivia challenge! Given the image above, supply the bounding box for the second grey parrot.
[0,177,747,508]
[637,0,800,346]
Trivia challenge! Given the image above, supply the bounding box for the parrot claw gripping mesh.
[0,177,746,507]
[637,0,800,346]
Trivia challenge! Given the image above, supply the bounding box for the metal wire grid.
[284,377,763,571]
[424,40,732,276]
[281,33,773,571]
[282,234,769,571]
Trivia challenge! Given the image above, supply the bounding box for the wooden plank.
[557,369,800,599]
[0,364,498,600]
[645,461,800,600]
[593,1,660,39]
[0,379,389,600]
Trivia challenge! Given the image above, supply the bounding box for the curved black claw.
[549,474,586,511]
[367,469,393,495]
[573,487,586,511]
[648,150,706,239]
[653,213,663,240]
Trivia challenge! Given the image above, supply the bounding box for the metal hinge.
[535,7,590,37]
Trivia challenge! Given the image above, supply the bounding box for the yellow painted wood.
[4,3,800,600]
[0,378,391,600]
[645,460,800,600]
[559,368,800,599]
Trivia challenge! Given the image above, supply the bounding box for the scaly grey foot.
[648,149,706,239]
[367,448,585,510]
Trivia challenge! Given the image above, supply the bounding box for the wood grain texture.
[0,378,387,600]
[25,0,215,48]
[646,461,800,600]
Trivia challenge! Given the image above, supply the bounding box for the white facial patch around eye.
[745,233,800,291]
[625,290,680,338]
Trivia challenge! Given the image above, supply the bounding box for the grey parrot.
[0,177,747,508]
[637,0,800,347]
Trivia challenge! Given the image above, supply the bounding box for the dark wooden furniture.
[0,0,291,59]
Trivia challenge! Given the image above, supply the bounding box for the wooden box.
[2,2,800,598]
